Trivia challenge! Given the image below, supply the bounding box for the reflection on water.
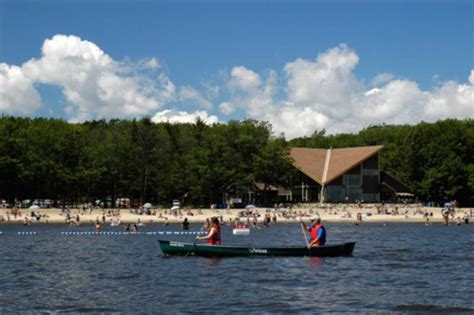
[308,256,322,270]
[203,257,222,268]
[0,222,473,313]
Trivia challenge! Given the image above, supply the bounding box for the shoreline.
[0,206,472,225]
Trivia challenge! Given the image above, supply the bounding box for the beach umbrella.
[143,203,152,208]
[29,205,40,209]
[171,205,180,211]
[245,204,256,209]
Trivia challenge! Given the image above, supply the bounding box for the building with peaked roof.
[289,145,410,203]
[236,145,413,206]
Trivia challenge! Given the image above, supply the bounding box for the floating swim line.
[60,231,207,236]
[3,231,206,236]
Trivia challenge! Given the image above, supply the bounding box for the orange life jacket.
[310,224,326,246]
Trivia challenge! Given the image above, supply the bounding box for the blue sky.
[1,0,473,138]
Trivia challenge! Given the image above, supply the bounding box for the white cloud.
[228,66,262,93]
[138,57,160,70]
[222,67,277,118]
[424,79,474,119]
[151,109,218,125]
[0,63,41,114]
[218,101,235,115]
[179,85,212,110]
[262,103,330,139]
[215,46,362,136]
[202,81,220,99]
[217,44,473,137]
[1,36,472,138]
[372,72,395,86]
[359,80,426,122]
[12,34,174,121]
[284,44,362,112]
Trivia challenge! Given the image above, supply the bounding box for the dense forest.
[0,116,473,206]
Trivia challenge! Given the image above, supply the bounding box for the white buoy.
[233,228,250,235]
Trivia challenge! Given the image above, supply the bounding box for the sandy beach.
[0,204,472,226]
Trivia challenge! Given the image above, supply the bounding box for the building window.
[362,169,379,176]
[344,174,361,187]
[362,193,379,203]
[325,186,344,202]
[346,187,362,201]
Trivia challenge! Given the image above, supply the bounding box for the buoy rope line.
[1,231,207,236]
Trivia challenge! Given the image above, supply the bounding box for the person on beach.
[252,215,258,228]
[23,216,31,226]
[271,212,277,223]
[442,209,449,226]
[301,216,326,248]
[263,214,270,227]
[196,217,221,245]
[425,215,431,226]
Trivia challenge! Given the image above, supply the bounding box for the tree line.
[289,119,474,206]
[0,116,472,207]
[0,116,293,207]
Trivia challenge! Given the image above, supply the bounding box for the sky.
[0,0,473,139]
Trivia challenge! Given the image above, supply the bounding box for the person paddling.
[301,216,326,249]
[196,216,221,245]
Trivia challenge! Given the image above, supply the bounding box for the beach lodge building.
[248,145,412,205]
[289,145,414,203]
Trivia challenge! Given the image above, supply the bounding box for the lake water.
[0,222,473,314]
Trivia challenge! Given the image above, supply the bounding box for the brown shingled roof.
[290,147,327,184]
[290,145,384,185]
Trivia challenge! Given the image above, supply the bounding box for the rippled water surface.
[0,222,473,313]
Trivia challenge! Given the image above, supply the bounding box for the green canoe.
[159,240,356,257]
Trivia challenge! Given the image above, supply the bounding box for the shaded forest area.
[0,116,473,206]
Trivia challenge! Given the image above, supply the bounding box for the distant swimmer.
[182,218,190,230]
[95,221,102,232]
[301,216,326,248]
[196,217,221,245]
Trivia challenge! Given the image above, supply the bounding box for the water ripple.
[0,223,472,313]
[392,304,474,313]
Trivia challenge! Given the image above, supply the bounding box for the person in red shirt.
[196,216,221,245]
[301,216,326,248]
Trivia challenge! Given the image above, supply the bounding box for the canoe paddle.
[300,220,309,246]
